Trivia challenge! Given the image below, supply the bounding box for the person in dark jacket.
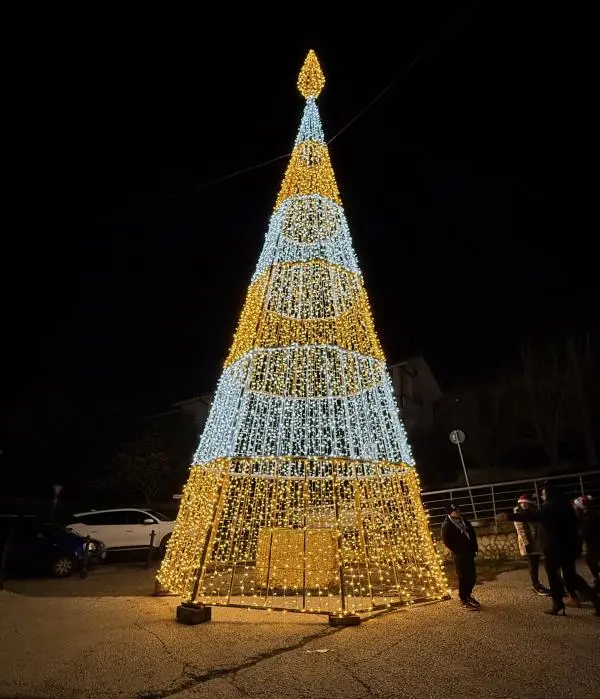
[513,494,551,596]
[441,503,479,610]
[574,495,600,588]
[498,482,600,616]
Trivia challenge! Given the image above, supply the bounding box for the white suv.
[67,508,175,554]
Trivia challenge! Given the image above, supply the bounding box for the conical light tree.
[158,51,448,621]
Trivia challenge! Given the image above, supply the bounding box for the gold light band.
[275,140,341,209]
[225,262,384,366]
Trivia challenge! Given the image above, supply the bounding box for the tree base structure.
[172,596,452,626]
[158,458,448,617]
[176,602,212,625]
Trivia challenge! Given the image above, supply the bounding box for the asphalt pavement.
[1,565,599,698]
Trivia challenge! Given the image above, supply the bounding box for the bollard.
[80,536,90,579]
[0,526,13,591]
[146,529,156,568]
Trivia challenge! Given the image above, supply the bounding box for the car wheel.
[159,534,171,557]
[53,556,75,578]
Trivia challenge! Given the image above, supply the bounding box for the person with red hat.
[573,495,600,589]
[498,482,600,616]
[513,494,550,596]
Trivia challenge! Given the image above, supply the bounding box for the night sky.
[4,4,595,482]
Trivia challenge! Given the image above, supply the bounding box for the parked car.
[0,516,105,578]
[66,508,175,554]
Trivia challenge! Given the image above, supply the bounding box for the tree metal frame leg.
[153,579,173,596]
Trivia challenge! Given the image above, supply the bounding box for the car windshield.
[146,510,170,521]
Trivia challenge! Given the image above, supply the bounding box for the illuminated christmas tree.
[158,50,448,624]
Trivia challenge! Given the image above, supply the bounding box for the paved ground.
[1,564,599,699]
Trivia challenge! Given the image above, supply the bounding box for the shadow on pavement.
[3,560,160,598]
[6,557,529,600]
[444,559,528,589]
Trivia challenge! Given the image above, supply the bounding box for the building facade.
[167,355,442,438]
[388,355,443,432]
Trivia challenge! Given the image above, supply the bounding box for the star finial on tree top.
[297,50,325,99]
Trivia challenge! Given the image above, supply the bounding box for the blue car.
[0,516,105,578]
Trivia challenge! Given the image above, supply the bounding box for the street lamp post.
[448,430,478,520]
[50,484,63,522]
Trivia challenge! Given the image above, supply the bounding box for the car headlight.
[87,541,97,552]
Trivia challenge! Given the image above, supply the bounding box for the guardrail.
[422,470,600,534]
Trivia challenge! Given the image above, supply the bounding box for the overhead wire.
[157,7,473,204]
[326,6,473,146]
[159,152,291,202]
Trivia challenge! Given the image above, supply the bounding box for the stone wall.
[434,522,522,562]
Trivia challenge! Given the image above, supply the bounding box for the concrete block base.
[328,613,361,627]
[176,603,212,625]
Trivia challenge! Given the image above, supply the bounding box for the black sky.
[4,4,596,471]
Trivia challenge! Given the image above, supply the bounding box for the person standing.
[574,495,600,589]
[441,503,480,610]
[499,482,600,616]
[513,495,551,596]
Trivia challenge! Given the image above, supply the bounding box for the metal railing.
[422,470,600,534]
